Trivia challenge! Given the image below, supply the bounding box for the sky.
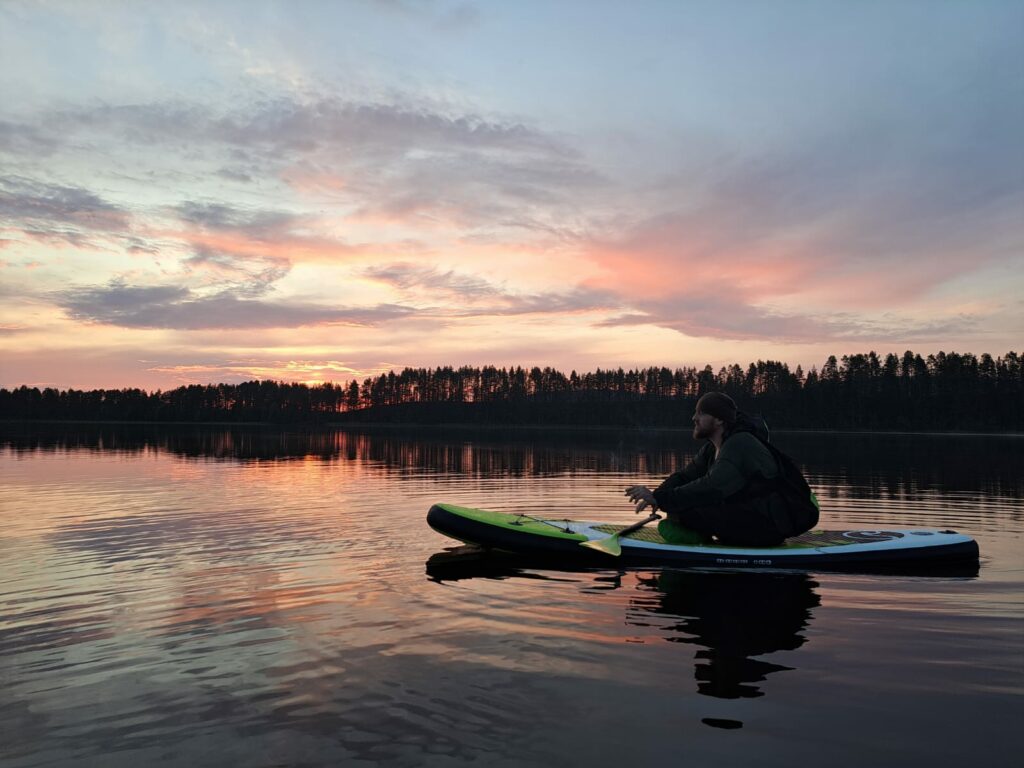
[1,0,1021,390]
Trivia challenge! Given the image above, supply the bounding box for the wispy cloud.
[599,297,981,344]
[56,279,415,330]
[174,201,303,235]
[6,96,604,234]
[39,98,572,161]
[364,263,500,299]
[0,176,132,246]
[0,121,58,156]
[161,198,374,278]
[365,262,619,316]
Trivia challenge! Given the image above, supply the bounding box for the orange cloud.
[146,359,379,385]
[149,228,351,263]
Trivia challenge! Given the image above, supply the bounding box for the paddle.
[579,512,661,556]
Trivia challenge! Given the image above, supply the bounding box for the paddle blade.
[579,536,622,556]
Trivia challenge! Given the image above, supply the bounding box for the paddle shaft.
[614,512,661,539]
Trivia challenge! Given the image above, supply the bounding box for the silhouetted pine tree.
[1,350,1020,430]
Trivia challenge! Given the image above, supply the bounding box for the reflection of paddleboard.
[426,504,980,568]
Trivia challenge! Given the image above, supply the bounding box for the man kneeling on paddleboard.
[625,392,819,547]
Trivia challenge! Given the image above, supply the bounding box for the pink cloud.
[581,213,819,303]
[579,205,1002,318]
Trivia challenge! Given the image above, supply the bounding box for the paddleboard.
[427,503,979,569]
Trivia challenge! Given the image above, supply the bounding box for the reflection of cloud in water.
[5,627,677,766]
[47,509,337,567]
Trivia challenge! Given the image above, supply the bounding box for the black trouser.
[669,501,787,547]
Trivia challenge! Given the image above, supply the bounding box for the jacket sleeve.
[654,443,713,496]
[653,453,748,513]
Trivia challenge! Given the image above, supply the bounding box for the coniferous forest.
[1,350,1021,432]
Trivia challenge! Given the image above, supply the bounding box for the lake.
[1,425,1021,767]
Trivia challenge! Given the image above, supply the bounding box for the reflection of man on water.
[634,570,820,699]
[426,552,821,700]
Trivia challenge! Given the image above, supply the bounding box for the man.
[625,392,814,547]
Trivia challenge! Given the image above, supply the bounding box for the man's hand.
[624,485,659,514]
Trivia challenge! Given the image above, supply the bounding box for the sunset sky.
[1,0,1021,390]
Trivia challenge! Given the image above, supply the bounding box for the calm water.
[1,426,1021,767]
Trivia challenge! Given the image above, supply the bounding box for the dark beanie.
[696,392,737,424]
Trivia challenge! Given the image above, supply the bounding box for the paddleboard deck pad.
[427,503,979,568]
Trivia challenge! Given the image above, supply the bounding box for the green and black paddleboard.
[426,503,980,569]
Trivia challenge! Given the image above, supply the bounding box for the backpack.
[758,439,820,536]
[730,412,820,537]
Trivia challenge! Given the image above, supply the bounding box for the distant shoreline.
[1,418,1021,438]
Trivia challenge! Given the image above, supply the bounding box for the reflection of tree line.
[0,425,689,475]
[788,433,1024,507]
[3,426,1021,500]
[2,350,1021,430]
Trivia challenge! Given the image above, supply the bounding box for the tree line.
[1,350,1021,431]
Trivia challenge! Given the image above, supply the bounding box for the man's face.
[692,410,718,439]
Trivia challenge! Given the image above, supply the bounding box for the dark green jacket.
[652,432,782,516]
